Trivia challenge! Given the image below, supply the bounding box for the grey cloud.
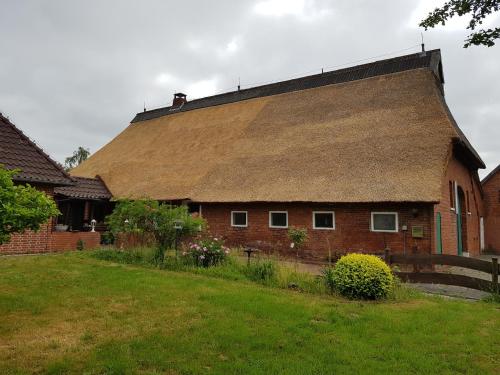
[0,0,498,177]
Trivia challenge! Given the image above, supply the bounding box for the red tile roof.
[0,113,73,185]
[54,176,111,200]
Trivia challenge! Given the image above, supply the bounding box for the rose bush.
[184,237,230,267]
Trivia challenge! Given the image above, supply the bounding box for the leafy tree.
[420,0,500,47]
[0,166,60,245]
[105,199,205,263]
[64,146,90,171]
[287,227,308,261]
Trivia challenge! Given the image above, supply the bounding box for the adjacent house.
[0,113,107,254]
[482,164,500,253]
[69,49,486,259]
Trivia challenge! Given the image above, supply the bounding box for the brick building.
[0,113,106,254]
[482,165,500,253]
[72,49,488,259]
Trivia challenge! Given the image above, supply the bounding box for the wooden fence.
[384,250,499,293]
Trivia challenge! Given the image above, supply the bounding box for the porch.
[53,176,114,247]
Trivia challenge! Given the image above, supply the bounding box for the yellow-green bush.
[330,253,394,299]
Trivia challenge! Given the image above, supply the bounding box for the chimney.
[172,92,187,107]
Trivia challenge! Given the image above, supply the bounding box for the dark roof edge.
[131,49,443,123]
[11,176,73,186]
[439,98,486,169]
[0,113,74,185]
[481,164,500,184]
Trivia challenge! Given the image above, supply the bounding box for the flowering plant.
[183,237,230,267]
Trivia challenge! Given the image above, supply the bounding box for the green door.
[456,197,463,256]
[436,212,442,254]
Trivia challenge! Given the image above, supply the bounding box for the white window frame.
[231,211,248,228]
[312,211,335,230]
[269,211,288,229]
[371,212,399,233]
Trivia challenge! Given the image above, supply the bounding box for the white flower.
[290,242,295,248]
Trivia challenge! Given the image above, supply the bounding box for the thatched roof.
[72,50,483,203]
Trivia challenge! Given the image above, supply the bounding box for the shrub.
[100,231,115,245]
[183,237,229,267]
[245,260,277,283]
[329,253,394,300]
[287,227,308,257]
[76,239,84,251]
[0,165,60,245]
[105,199,205,264]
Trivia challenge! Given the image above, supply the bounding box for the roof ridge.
[481,163,500,184]
[132,49,442,123]
[0,113,73,184]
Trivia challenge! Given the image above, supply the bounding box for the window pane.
[271,212,287,227]
[373,213,396,231]
[232,212,247,226]
[314,213,334,228]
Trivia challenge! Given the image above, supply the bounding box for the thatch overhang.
[72,49,484,204]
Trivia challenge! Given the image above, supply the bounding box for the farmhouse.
[482,164,500,253]
[0,113,109,254]
[71,49,486,260]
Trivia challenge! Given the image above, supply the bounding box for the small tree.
[64,147,90,171]
[0,166,60,245]
[105,199,205,264]
[287,227,308,261]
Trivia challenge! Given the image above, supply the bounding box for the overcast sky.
[1,0,499,177]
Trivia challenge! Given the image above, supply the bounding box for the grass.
[0,252,498,374]
[91,247,331,295]
[90,247,411,298]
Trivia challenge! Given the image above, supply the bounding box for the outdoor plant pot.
[55,224,69,232]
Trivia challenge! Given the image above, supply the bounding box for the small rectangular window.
[231,211,247,227]
[313,211,335,230]
[371,212,398,233]
[269,211,288,228]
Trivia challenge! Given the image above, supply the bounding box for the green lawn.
[0,253,498,374]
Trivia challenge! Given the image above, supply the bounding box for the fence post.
[384,248,391,264]
[492,258,499,294]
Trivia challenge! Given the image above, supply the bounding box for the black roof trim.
[481,164,500,184]
[132,49,443,123]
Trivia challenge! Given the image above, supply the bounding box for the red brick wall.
[0,183,101,255]
[201,202,433,261]
[0,223,53,255]
[483,169,500,253]
[49,232,101,251]
[433,152,484,256]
